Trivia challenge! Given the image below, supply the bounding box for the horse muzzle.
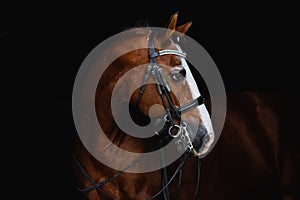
[171,122,208,157]
[190,123,209,157]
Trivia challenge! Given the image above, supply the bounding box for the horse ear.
[165,12,178,40]
[175,21,192,37]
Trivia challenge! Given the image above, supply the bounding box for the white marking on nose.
[175,44,215,156]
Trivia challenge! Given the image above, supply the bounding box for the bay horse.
[72,13,299,200]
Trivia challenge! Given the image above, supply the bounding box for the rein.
[73,148,196,200]
[73,30,204,199]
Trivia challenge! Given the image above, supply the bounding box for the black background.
[14,1,298,199]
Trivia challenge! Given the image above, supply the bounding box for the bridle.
[136,31,205,140]
[73,30,206,200]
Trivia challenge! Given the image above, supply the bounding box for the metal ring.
[168,125,182,138]
[181,121,187,128]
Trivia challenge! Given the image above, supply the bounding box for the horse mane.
[118,19,151,39]
[123,19,150,30]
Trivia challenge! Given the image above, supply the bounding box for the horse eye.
[170,68,186,82]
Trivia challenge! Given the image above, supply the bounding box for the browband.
[150,49,186,59]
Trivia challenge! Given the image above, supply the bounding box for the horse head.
[96,13,215,158]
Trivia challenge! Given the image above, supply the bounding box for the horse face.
[127,35,214,157]
[108,13,215,156]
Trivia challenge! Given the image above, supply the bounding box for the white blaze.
[176,44,215,156]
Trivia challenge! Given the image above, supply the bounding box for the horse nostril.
[191,124,208,151]
[198,124,208,139]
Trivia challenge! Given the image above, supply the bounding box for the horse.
[72,13,300,200]
[72,13,215,200]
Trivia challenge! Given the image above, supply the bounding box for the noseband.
[73,31,205,200]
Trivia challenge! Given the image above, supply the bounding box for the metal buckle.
[168,124,182,138]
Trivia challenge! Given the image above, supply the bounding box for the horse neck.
[95,31,181,153]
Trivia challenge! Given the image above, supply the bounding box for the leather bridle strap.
[72,148,191,199]
[73,154,142,193]
[178,96,205,114]
[146,149,191,200]
[147,31,183,200]
[149,32,184,124]
[150,49,186,58]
